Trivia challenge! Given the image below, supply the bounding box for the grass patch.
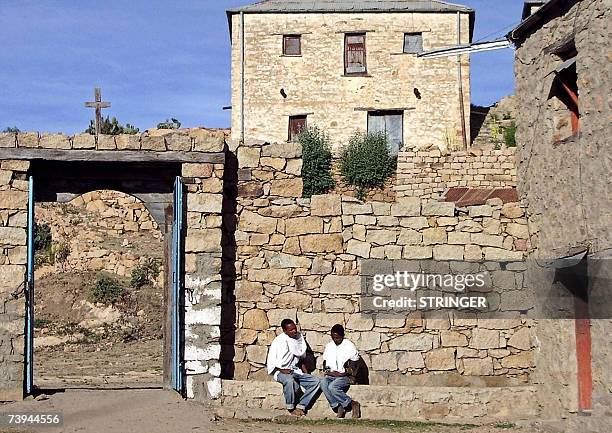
[495,422,516,429]
[241,418,479,432]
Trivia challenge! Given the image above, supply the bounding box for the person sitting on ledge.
[266,318,321,417]
[321,324,361,418]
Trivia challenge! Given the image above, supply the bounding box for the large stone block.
[501,351,534,368]
[366,230,398,246]
[248,268,293,286]
[320,275,361,295]
[0,265,25,293]
[422,201,455,216]
[402,246,433,259]
[183,163,213,178]
[346,315,374,331]
[483,248,523,261]
[237,147,261,168]
[371,352,398,371]
[141,134,166,151]
[188,193,223,213]
[242,309,270,330]
[391,198,421,217]
[433,245,464,261]
[235,280,263,301]
[507,327,533,350]
[470,329,502,349]
[0,132,16,148]
[471,233,504,248]
[310,194,342,216]
[184,229,222,253]
[0,191,27,210]
[165,132,192,151]
[285,217,323,236]
[347,239,371,258]
[262,142,301,158]
[398,351,425,370]
[72,133,96,149]
[0,227,26,246]
[238,210,277,234]
[297,312,344,331]
[191,129,225,152]
[423,228,447,245]
[270,179,303,198]
[461,357,493,375]
[39,133,71,149]
[266,252,310,268]
[501,203,524,218]
[115,134,140,150]
[17,132,39,148]
[275,292,311,309]
[424,348,456,371]
[388,334,434,351]
[342,202,372,215]
[300,234,343,253]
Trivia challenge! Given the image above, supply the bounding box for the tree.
[157,118,182,129]
[85,116,139,135]
[3,126,20,133]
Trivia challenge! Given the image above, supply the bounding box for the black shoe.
[351,400,361,419]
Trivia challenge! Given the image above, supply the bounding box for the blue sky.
[0,0,525,134]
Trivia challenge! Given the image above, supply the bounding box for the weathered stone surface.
[320,275,360,295]
[242,309,270,330]
[506,223,529,239]
[483,248,523,261]
[285,159,303,176]
[262,142,301,158]
[346,315,374,331]
[300,234,343,253]
[70,134,95,149]
[470,329,502,349]
[457,220,482,232]
[399,217,429,229]
[190,129,225,152]
[422,201,455,216]
[423,228,447,245]
[115,134,140,150]
[501,351,535,368]
[391,198,420,217]
[245,345,268,364]
[248,269,293,286]
[366,230,397,245]
[297,312,344,331]
[462,357,493,375]
[324,298,353,312]
[389,334,434,351]
[0,227,26,246]
[39,133,71,149]
[433,245,464,260]
[347,239,371,258]
[275,292,311,309]
[165,132,192,151]
[398,352,425,370]
[235,280,263,301]
[285,217,323,236]
[311,257,332,275]
[266,308,297,326]
[270,179,302,197]
[266,252,310,268]
[0,191,27,210]
[507,327,533,350]
[183,163,214,178]
[471,233,504,248]
[184,229,222,253]
[402,246,433,259]
[501,203,524,218]
[0,132,16,148]
[237,147,261,168]
[342,202,372,215]
[0,265,25,293]
[424,348,456,371]
[311,194,342,216]
[239,210,277,234]
[1,160,29,172]
[354,332,382,351]
[141,134,166,151]
[235,329,258,345]
[96,134,116,150]
[468,205,493,217]
[17,132,39,148]
[188,193,223,213]
[372,352,398,371]
[441,331,468,347]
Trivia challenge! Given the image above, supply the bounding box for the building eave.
[508,0,578,45]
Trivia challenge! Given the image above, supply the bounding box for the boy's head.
[330,324,345,345]
[281,319,298,338]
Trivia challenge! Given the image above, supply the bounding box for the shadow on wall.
[220,148,238,379]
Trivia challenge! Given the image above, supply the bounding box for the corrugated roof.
[443,187,519,207]
[228,0,473,14]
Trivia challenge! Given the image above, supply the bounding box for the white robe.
[322,339,359,373]
[266,333,307,380]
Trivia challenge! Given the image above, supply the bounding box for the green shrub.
[34,223,52,252]
[90,274,125,305]
[503,121,517,147]
[85,116,139,135]
[299,127,335,198]
[130,258,161,289]
[54,242,71,265]
[340,131,397,200]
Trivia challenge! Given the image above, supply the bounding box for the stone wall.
[36,190,163,280]
[395,147,517,199]
[511,0,611,428]
[228,141,536,389]
[230,11,471,151]
[0,160,29,401]
[0,128,226,152]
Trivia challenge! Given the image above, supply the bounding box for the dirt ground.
[0,388,541,433]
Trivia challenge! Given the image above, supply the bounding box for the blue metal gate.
[171,176,185,394]
[25,176,35,395]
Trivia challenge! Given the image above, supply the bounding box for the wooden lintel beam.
[0,148,225,164]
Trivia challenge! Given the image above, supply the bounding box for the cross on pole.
[84,87,111,136]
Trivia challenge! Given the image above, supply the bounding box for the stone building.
[508,0,611,429]
[227,0,473,152]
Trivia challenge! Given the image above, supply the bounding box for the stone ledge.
[216,380,538,423]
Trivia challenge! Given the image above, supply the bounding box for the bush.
[503,121,517,147]
[85,116,139,135]
[299,127,335,198]
[340,131,397,200]
[130,258,161,289]
[90,274,125,305]
[54,242,71,265]
[34,222,52,252]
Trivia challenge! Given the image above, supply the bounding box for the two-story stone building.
[227,0,474,153]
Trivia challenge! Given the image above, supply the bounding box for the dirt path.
[0,389,540,433]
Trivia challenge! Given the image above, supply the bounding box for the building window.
[283,35,302,56]
[288,115,307,141]
[367,111,403,155]
[345,33,367,75]
[403,33,423,54]
[548,40,579,142]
